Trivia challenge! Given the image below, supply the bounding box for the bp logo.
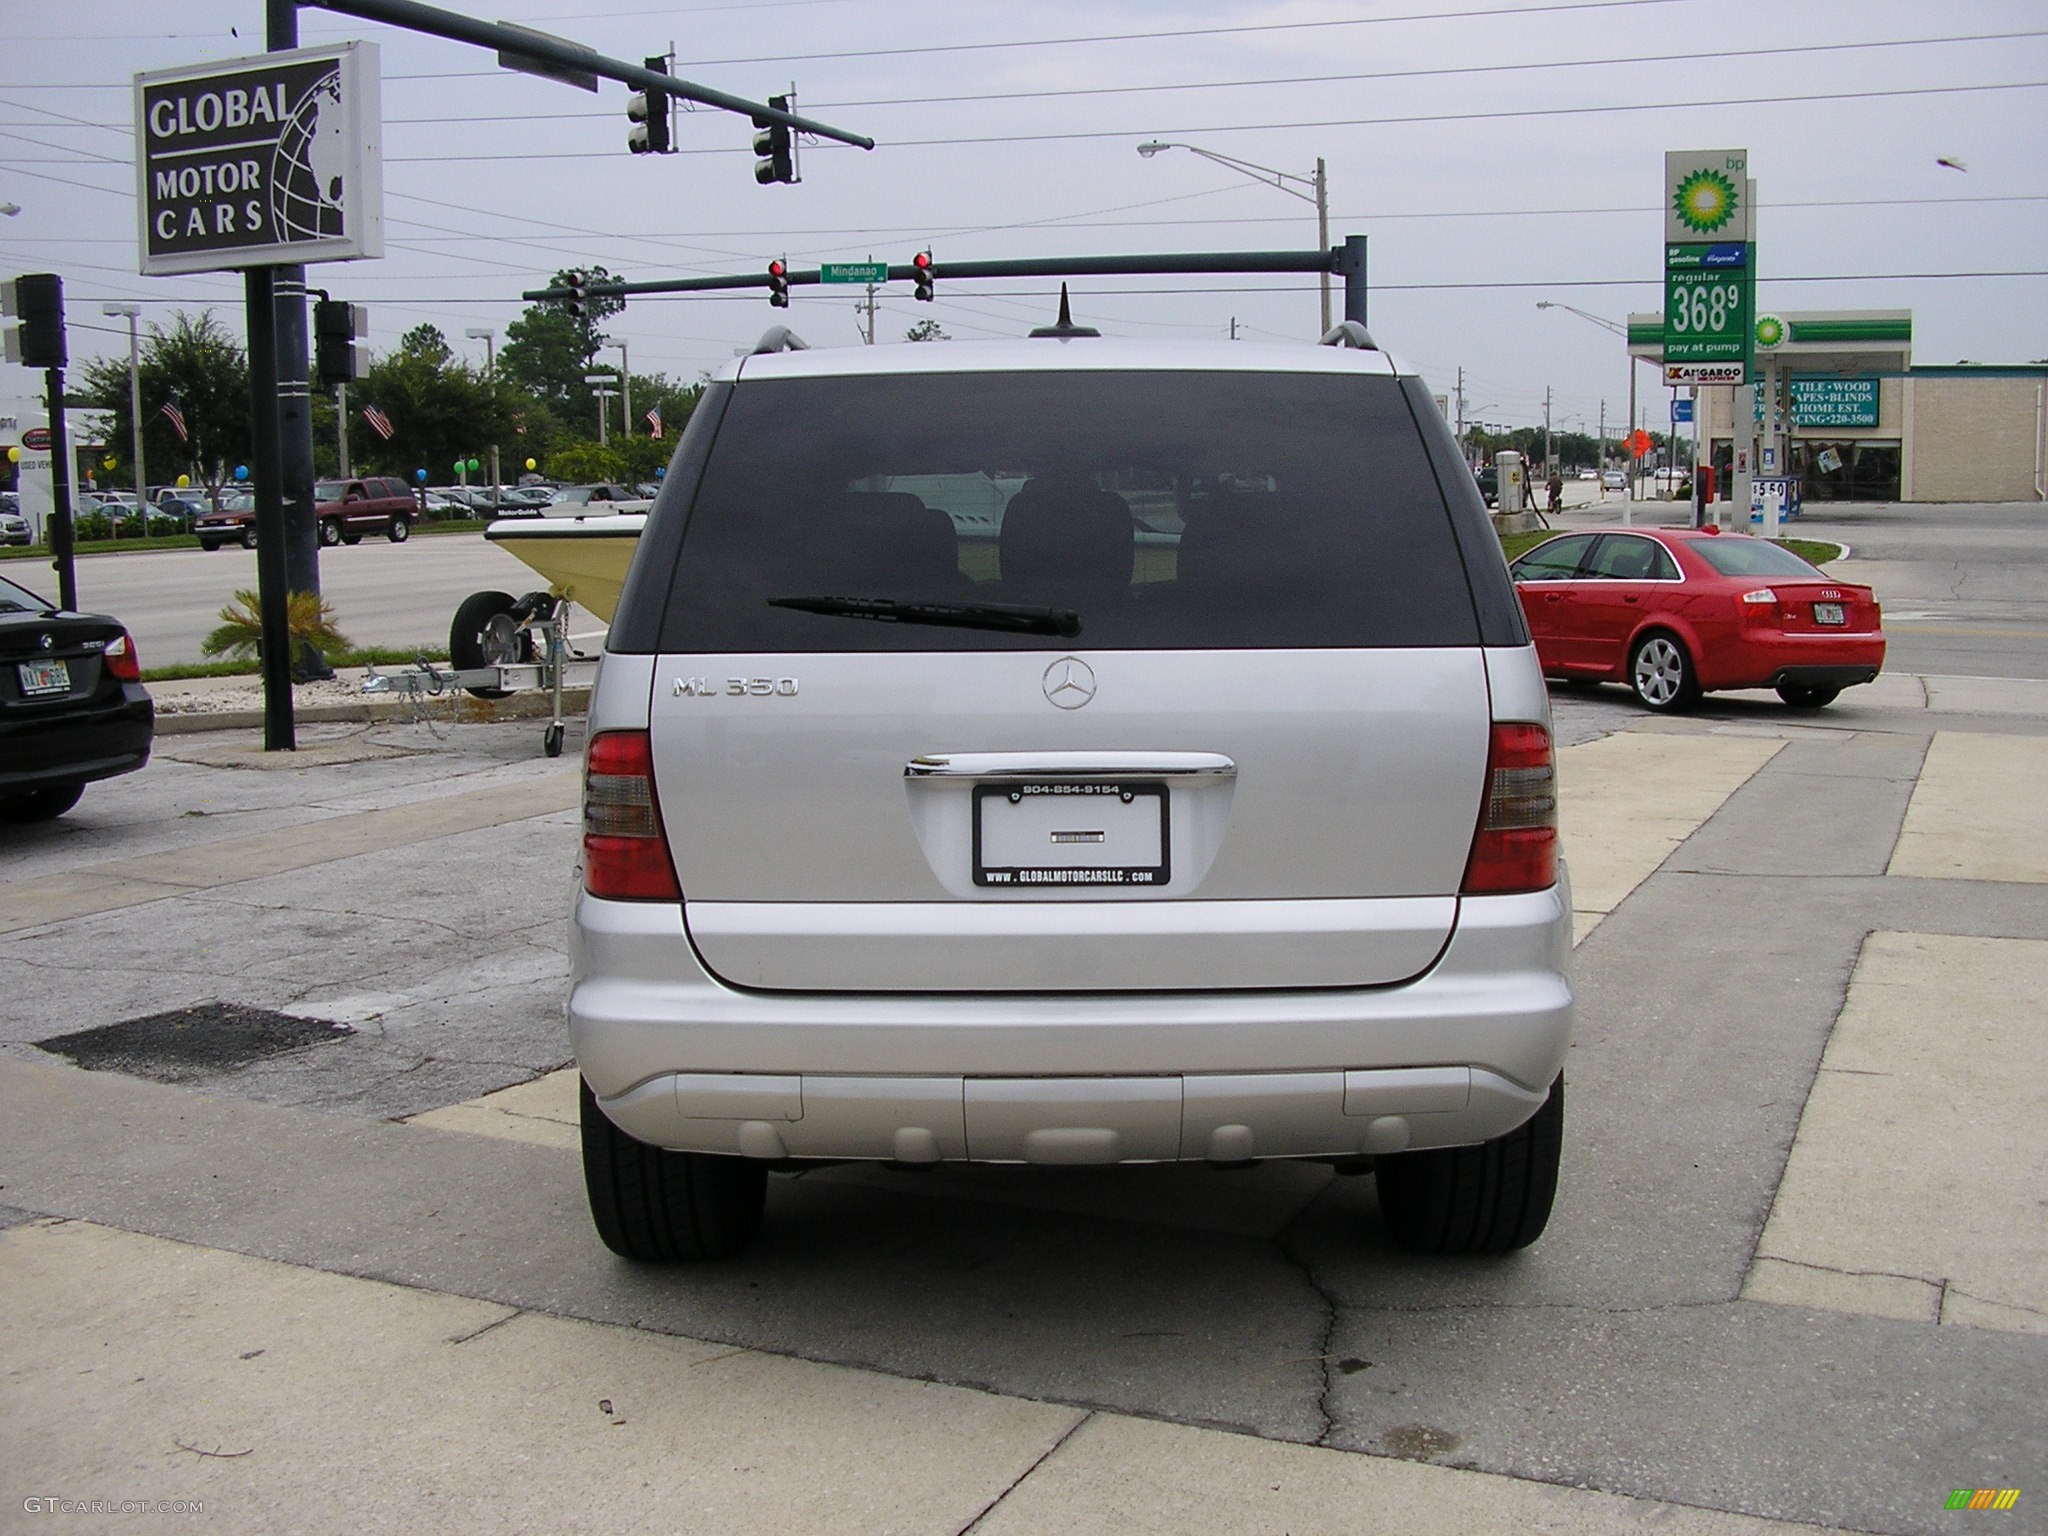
[1673,168,1740,234]
[1755,315,1786,349]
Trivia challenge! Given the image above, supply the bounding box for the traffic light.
[2,273,67,370]
[752,95,796,185]
[313,299,367,388]
[562,270,588,319]
[911,250,934,302]
[627,56,672,155]
[767,259,789,309]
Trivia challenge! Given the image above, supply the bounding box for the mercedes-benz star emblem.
[1042,656,1097,710]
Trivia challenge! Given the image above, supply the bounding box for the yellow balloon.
[176,473,190,487]
[103,456,118,470]
[524,458,537,471]
[5,446,17,463]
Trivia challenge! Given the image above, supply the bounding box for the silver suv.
[571,326,1571,1261]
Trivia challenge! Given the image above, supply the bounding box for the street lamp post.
[1537,300,1653,526]
[466,327,499,510]
[100,303,144,539]
[1138,141,1330,335]
[602,337,631,442]
[583,372,617,446]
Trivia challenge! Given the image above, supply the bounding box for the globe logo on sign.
[269,69,350,241]
[1673,168,1739,235]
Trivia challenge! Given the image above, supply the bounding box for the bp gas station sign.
[134,42,383,276]
[1663,150,1752,384]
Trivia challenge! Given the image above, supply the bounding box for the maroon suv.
[315,477,415,546]
[194,477,416,550]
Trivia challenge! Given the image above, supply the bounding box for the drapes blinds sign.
[134,42,382,277]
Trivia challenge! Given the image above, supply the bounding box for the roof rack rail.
[751,325,810,355]
[1318,321,1377,350]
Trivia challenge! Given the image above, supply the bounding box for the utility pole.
[100,303,144,539]
[859,283,877,344]
[1542,386,1553,478]
[1455,366,1467,459]
[336,380,350,476]
[1598,399,1606,496]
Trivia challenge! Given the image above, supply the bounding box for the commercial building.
[1627,310,2048,504]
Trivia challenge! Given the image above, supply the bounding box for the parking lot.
[3,506,2044,1535]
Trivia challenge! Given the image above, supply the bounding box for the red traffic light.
[912,251,932,271]
[768,260,786,277]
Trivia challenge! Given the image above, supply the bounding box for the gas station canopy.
[1627,310,1913,379]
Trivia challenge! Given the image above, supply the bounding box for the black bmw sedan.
[0,572,154,822]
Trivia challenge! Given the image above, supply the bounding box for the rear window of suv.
[657,369,1479,651]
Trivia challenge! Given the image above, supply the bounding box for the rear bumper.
[568,875,1573,1163]
[1699,630,1885,692]
[0,686,153,793]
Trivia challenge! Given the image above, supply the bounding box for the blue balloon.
[414,468,428,483]
[233,464,249,481]
[654,466,665,478]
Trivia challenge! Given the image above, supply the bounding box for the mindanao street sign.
[821,262,888,284]
[134,42,383,277]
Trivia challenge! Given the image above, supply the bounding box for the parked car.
[315,476,415,545]
[0,571,153,821]
[1601,469,1626,490]
[546,483,650,510]
[570,326,1571,1262]
[1507,526,1884,710]
[1,503,29,547]
[1475,465,1499,506]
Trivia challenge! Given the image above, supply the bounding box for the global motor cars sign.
[134,42,382,277]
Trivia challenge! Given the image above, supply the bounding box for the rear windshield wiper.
[768,594,1080,638]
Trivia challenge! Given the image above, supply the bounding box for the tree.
[544,441,628,484]
[77,311,251,502]
[905,318,950,343]
[499,266,625,420]
[347,326,521,484]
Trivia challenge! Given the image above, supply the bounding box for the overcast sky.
[5,0,2045,439]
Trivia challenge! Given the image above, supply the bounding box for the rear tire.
[319,518,343,547]
[1375,1075,1562,1255]
[1776,683,1839,709]
[1,783,85,823]
[388,515,410,543]
[580,1078,766,1261]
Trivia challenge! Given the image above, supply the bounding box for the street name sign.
[134,42,383,277]
[821,262,888,284]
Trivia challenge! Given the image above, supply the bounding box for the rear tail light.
[103,630,141,681]
[1462,722,1558,895]
[1740,587,1778,605]
[582,729,681,901]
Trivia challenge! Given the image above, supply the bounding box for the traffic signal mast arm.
[295,0,874,149]
[524,241,1369,308]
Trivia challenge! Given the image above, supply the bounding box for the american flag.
[645,406,662,439]
[361,403,395,441]
[159,396,188,442]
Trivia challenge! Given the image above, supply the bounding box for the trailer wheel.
[449,589,530,699]
[543,722,565,758]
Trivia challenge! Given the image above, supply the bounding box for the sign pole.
[244,266,295,752]
[44,366,76,612]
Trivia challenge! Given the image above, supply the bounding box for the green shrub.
[202,589,352,660]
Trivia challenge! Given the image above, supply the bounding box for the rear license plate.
[1813,602,1845,626]
[974,781,1169,887]
[17,658,69,696]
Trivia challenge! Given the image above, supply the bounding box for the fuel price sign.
[1664,242,1752,377]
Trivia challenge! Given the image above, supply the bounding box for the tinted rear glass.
[657,369,1478,652]
[1691,538,1827,578]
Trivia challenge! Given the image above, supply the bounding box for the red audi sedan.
[1507,527,1884,711]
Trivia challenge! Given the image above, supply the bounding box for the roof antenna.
[1029,283,1101,339]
